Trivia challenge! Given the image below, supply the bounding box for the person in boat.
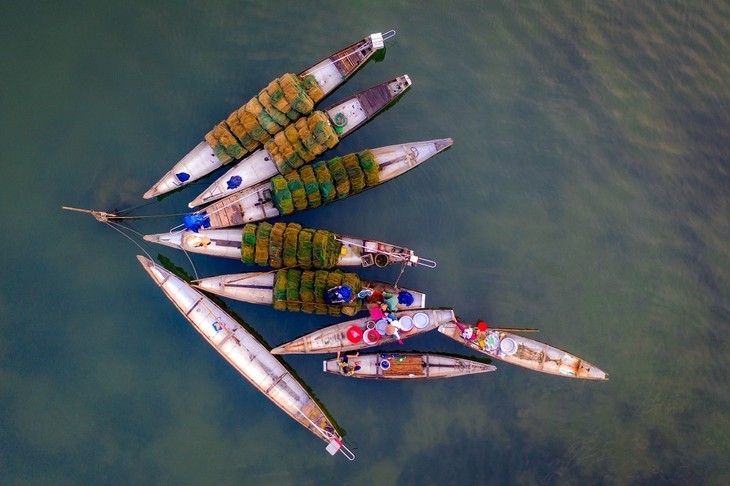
[382,292,400,312]
[385,314,404,345]
[454,320,478,341]
[337,351,362,376]
[325,285,353,304]
[476,320,488,349]
[356,287,374,302]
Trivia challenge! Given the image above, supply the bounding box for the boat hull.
[136,255,345,449]
[143,229,426,268]
[198,138,453,230]
[323,352,496,380]
[437,322,608,380]
[192,273,426,311]
[271,309,455,355]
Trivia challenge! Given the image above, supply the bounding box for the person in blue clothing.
[325,284,353,304]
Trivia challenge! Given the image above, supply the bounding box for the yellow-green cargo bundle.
[296,228,314,269]
[241,223,257,264]
[299,270,317,314]
[282,223,302,268]
[273,269,288,311]
[269,150,382,216]
[268,222,287,269]
[203,72,324,164]
[285,268,302,312]
[254,222,273,266]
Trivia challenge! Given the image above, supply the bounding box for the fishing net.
[285,172,308,211]
[273,269,288,311]
[327,157,350,199]
[299,165,321,208]
[241,223,257,265]
[342,153,365,193]
[254,221,272,266]
[282,223,301,267]
[296,228,314,268]
[313,270,329,314]
[258,89,289,127]
[326,270,344,317]
[268,222,286,268]
[300,74,325,103]
[299,270,316,314]
[341,272,362,316]
[265,134,291,174]
[358,149,380,187]
[270,175,294,215]
[280,73,314,115]
[285,268,302,312]
[312,230,342,269]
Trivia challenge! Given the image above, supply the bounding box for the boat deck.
[382,355,425,377]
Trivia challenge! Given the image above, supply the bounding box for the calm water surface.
[1,1,728,484]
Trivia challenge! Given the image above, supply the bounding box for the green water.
[1,1,727,484]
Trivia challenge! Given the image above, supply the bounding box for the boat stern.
[577,361,609,380]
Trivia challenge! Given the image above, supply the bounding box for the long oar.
[489,327,539,333]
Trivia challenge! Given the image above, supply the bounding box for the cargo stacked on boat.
[205,73,325,165]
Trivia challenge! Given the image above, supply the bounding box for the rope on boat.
[332,237,436,269]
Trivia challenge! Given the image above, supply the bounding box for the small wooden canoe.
[144,31,391,200]
[188,138,453,230]
[136,255,352,458]
[323,352,496,380]
[192,271,425,316]
[271,309,456,355]
[143,226,436,269]
[437,322,608,380]
[189,75,412,207]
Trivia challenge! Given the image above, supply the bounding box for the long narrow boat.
[188,75,412,207]
[437,322,608,380]
[185,138,453,230]
[143,225,436,269]
[144,31,393,200]
[136,255,354,458]
[271,309,456,355]
[323,352,496,380]
[192,270,426,317]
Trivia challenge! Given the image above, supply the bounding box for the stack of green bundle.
[238,222,344,270]
[269,150,382,216]
[296,229,314,269]
[268,222,287,268]
[254,222,273,266]
[271,269,363,316]
[204,72,324,164]
[299,270,316,314]
[241,223,257,264]
[273,270,288,311]
[285,268,302,312]
[285,172,308,211]
[263,110,340,175]
[283,223,301,267]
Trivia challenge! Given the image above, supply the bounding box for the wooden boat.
[188,74,412,207]
[192,271,426,316]
[437,322,608,380]
[323,352,496,380]
[136,255,354,458]
[144,31,393,200]
[271,309,456,355]
[143,226,436,269]
[186,138,453,230]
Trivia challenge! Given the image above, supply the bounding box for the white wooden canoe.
[271,309,455,355]
[323,352,496,380]
[143,228,436,269]
[191,272,426,312]
[189,75,412,207]
[192,138,453,230]
[437,322,608,380]
[136,255,353,457]
[144,31,391,200]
